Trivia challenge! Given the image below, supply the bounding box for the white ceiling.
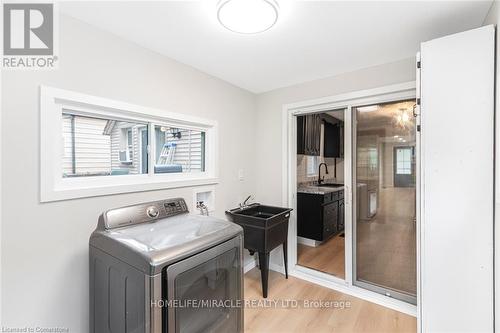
[61,1,492,93]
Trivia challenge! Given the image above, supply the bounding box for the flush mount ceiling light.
[217,0,279,34]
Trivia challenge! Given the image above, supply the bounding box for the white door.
[420,25,495,332]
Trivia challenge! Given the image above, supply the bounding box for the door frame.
[281,81,417,317]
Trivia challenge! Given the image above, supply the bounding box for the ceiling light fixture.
[394,108,412,129]
[217,0,279,34]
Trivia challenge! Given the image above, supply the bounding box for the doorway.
[284,82,417,313]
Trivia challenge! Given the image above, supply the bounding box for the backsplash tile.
[297,154,344,185]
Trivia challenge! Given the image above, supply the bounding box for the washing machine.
[89,198,243,333]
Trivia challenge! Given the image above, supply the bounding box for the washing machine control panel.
[101,198,189,229]
[163,199,188,216]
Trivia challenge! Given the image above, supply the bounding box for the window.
[42,86,218,202]
[62,114,148,177]
[357,146,378,178]
[368,148,378,171]
[396,147,412,175]
[306,156,319,177]
[154,125,205,174]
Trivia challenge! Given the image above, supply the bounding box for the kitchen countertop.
[297,183,344,195]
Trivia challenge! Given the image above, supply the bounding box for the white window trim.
[40,86,219,202]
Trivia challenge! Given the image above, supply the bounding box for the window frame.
[125,127,133,163]
[41,86,218,202]
[396,147,412,175]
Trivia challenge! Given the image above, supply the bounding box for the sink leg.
[283,241,288,279]
[258,252,270,298]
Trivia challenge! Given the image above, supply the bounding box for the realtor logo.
[2,3,58,69]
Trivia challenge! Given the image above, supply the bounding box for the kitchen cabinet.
[338,198,345,231]
[324,120,344,158]
[297,114,321,156]
[297,189,344,242]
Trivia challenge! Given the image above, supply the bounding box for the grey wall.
[254,58,416,267]
[1,15,257,331]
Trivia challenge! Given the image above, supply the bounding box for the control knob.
[146,206,159,218]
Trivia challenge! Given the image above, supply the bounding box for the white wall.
[1,15,256,331]
[483,3,500,331]
[255,58,416,267]
[0,38,3,326]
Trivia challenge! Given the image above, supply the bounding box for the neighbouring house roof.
[103,120,116,135]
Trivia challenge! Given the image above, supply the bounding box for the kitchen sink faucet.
[318,163,329,185]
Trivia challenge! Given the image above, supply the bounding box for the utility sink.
[229,204,291,225]
[226,204,292,250]
[226,203,292,298]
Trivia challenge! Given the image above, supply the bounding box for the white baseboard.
[297,236,322,247]
[269,262,286,275]
[244,257,284,276]
[244,257,257,273]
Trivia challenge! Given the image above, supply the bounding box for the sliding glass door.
[353,100,417,304]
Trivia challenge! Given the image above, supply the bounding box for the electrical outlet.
[238,169,244,181]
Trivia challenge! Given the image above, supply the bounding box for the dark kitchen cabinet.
[297,114,321,156]
[323,201,338,238]
[324,121,344,158]
[297,190,344,242]
[338,198,345,231]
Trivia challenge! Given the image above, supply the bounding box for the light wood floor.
[357,187,416,296]
[244,268,416,333]
[297,234,345,278]
[296,187,416,297]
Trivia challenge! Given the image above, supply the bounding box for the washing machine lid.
[90,198,242,275]
[110,214,234,251]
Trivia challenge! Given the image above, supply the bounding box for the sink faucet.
[239,195,253,209]
[318,163,329,185]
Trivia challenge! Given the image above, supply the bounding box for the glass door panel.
[295,109,347,280]
[353,100,417,304]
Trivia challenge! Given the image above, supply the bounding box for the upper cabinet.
[324,120,344,159]
[297,114,321,156]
